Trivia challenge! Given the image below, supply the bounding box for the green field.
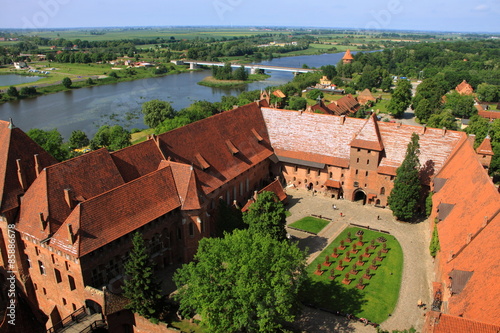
[289,216,329,234]
[301,227,403,323]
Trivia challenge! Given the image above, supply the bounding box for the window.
[38,261,45,275]
[42,288,47,295]
[307,168,310,174]
[367,159,370,165]
[368,150,371,154]
[54,268,62,283]
[357,148,360,152]
[62,298,67,306]
[27,257,31,268]
[356,158,359,163]
[355,169,358,175]
[294,165,298,173]
[35,247,39,256]
[189,223,194,237]
[51,254,55,264]
[293,177,296,181]
[317,170,321,176]
[34,283,37,290]
[329,172,332,178]
[65,261,70,271]
[341,173,344,178]
[72,304,76,311]
[68,275,76,290]
[380,187,385,195]
[240,182,244,196]
[365,171,369,176]
[246,178,250,192]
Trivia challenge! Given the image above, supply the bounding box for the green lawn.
[289,216,329,234]
[300,227,403,323]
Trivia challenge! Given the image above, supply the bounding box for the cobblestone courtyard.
[286,189,434,332]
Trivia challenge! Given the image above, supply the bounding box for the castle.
[0,99,498,332]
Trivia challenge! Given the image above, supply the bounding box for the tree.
[388,133,421,221]
[321,64,337,80]
[7,86,19,98]
[27,128,69,161]
[443,91,476,119]
[476,83,499,102]
[425,192,433,217]
[62,77,72,88]
[388,79,412,118]
[20,86,37,96]
[429,225,440,257]
[216,199,245,237]
[232,65,248,81]
[68,130,89,149]
[90,125,131,151]
[141,99,175,128]
[414,98,432,123]
[287,96,307,110]
[426,110,458,130]
[174,229,306,333]
[242,191,287,241]
[306,89,323,100]
[123,232,163,319]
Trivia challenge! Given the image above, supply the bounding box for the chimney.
[67,224,75,244]
[442,127,447,136]
[34,154,41,177]
[253,190,258,201]
[64,189,74,209]
[422,125,426,135]
[340,115,346,125]
[16,159,27,190]
[468,134,476,146]
[397,122,401,128]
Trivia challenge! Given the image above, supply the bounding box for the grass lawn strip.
[301,227,403,323]
[289,216,329,234]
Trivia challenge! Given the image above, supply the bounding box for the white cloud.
[474,4,489,11]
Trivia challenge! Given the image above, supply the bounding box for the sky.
[1,0,499,33]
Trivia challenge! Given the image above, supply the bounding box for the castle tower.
[342,49,354,64]
[476,136,494,169]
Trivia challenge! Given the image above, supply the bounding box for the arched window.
[380,187,385,195]
[329,172,333,178]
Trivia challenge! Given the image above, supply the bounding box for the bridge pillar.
[250,67,257,75]
[190,63,198,70]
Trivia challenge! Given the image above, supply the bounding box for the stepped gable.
[0,119,56,215]
[110,138,165,182]
[50,165,181,257]
[357,88,376,105]
[377,123,465,176]
[261,108,366,167]
[476,136,494,156]
[17,149,125,241]
[455,80,474,95]
[350,113,384,151]
[161,160,202,210]
[156,103,273,195]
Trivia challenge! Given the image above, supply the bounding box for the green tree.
[388,79,412,118]
[426,110,458,130]
[443,91,476,119]
[321,64,337,80]
[123,232,163,319]
[62,77,72,88]
[216,199,245,237]
[306,89,324,100]
[141,99,175,128]
[414,98,432,123]
[90,125,131,151]
[429,225,440,257]
[27,128,69,161]
[425,192,433,217]
[20,86,37,96]
[242,191,287,241]
[174,229,306,333]
[155,116,191,135]
[476,83,499,102]
[287,96,307,110]
[68,130,89,149]
[232,65,248,81]
[7,86,19,98]
[388,133,421,221]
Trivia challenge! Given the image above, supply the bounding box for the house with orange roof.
[342,49,354,64]
[357,88,377,105]
[0,98,497,331]
[455,80,474,95]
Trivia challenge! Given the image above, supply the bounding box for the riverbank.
[197,73,270,88]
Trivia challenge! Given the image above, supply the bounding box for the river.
[0,52,350,139]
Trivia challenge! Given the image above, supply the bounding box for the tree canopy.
[388,79,412,118]
[388,133,421,221]
[243,191,287,241]
[123,232,163,319]
[174,229,306,333]
[68,130,89,149]
[89,125,131,151]
[141,99,175,128]
[27,128,69,161]
[62,77,72,88]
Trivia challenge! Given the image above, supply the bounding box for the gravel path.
[286,189,433,332]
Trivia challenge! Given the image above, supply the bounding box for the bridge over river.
[178,60,319,74]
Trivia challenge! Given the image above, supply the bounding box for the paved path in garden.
[286,189,433,332]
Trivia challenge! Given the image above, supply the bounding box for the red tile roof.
[476,136,494,155]
[324,179,341,188]
[261,108,465,174]
[431,140,500,325]
[426,312,500,333]
[357,89,376,105]
[110,139,165,182]
[17,149,125,241]
[162,160,202,211]
[0,120,56,215]
[326,94,359,116]
[157,103,273,196]
[342,49,354,60]
[478,109,500,120]
[272,89,286,98]
[455,80,474,95]
[350,113,384,151]
[50,165,181,256]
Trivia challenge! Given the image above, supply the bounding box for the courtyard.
[286,188,433,333]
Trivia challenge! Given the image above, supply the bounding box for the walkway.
[58,313,103,333]
[286,189,433,332]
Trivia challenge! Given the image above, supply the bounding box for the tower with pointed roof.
[476,136,494,169]
[342,49,354,64]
